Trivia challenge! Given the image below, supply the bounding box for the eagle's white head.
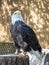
[11,10,24,25]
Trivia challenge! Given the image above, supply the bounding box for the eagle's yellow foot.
[18,53,25,57]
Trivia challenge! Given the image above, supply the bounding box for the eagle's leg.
[18,49,25,57]
[14,42,25,56]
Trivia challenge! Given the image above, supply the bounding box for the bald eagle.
[10,10,42,56]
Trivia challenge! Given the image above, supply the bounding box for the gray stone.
[44,53,49,65]
[0,54,29,65]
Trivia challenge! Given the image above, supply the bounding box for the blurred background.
[0,0,49,49]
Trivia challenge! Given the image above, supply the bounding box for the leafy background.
[0,0,49,48]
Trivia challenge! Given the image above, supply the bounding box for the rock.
[44,53,49,65]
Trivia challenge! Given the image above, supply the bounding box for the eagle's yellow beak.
[16,11,21,15]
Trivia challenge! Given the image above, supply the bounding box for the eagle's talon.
[18,53,25,57]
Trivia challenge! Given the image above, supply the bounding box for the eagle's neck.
[12,15,24,25]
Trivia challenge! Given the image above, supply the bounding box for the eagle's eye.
[15,13,17,14]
